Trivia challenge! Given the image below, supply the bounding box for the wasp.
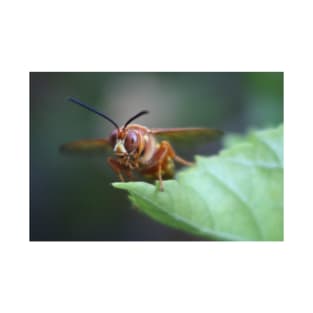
[60,97,223,191]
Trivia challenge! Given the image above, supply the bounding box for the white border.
[2,1,313,313]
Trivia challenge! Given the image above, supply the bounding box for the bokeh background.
[30,72,283,241]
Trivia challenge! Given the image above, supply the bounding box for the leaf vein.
[202,168,264,240]
[129,188,245,241]
[223,157,283,170]
[254,136,282,165]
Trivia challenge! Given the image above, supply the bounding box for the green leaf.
[113,125,283,241]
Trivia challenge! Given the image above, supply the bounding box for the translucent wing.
[60,138,111,155]
[151,128,224,143]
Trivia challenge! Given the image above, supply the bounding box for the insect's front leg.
[107,157,129,182]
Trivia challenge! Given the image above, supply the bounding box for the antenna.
[124,110,149,128]
[67,97,119,129]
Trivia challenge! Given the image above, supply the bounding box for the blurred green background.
[30,72,283,241]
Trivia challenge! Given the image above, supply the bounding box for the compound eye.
[109,129,118,148]
[124,131,138,153]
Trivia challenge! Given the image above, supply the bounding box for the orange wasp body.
[61,97,223,190]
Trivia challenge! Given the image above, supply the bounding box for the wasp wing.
[60,138,111,155]
[151,128,224,143]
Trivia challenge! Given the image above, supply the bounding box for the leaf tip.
[112,181,155,192]
[111,182,129,190]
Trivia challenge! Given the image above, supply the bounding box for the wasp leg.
[125,169,134,180]
[107,157,126,182]
[158,141,193,190]
[153,141,191,191]
[164,143,193,166]
[140,142,168,191]
[141,141,192,191]
[158,141,193,167]
[174,154,193,166]
[156,162,163,191]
